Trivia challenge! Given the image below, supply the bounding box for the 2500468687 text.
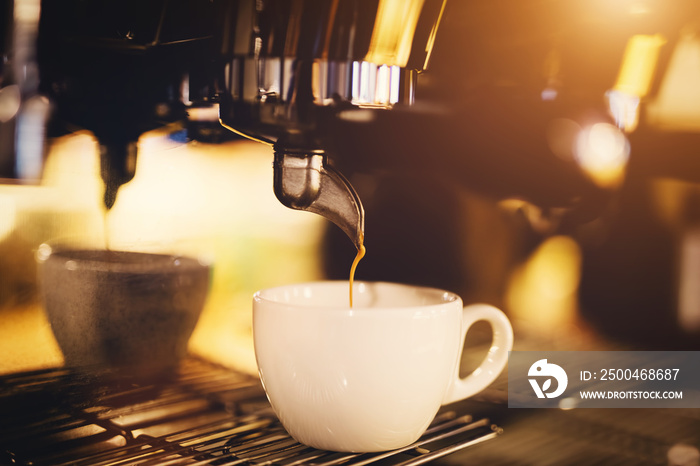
[580,369,679,381]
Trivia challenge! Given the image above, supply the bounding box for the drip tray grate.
[0,359,500,465]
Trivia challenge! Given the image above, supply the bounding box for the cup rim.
[36,244,210,274]
[253,280,460,311]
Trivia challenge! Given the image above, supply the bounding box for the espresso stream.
[349,234,366,308]
[103,210,111,251]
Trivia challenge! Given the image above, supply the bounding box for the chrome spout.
[273,149,364,250]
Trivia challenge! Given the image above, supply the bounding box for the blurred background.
[2,0,700,378]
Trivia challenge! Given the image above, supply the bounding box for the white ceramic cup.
[253,281,513,452]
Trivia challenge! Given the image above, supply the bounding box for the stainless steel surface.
[0,358,500,465]
[4,355,700,465]
[444,398,700,466]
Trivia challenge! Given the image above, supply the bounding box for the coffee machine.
[2,0,448,251]
[2,0,608,251]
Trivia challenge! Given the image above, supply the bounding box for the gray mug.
[38,247,210,375]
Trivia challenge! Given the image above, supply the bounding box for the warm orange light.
[679,227,700,332]
[506,236,582,331]
[422,0,447,70]
[614,34,666,98]
[608,34,665,132]
[365,0,426,67]
[574,123,630,188]
[646,32,700,131]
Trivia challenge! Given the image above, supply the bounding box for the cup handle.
[442,304,514,404]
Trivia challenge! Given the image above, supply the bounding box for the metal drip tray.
[0,359,501,465]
